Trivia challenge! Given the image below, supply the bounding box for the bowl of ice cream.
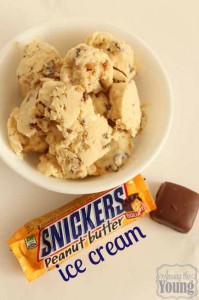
[0,19,173,194]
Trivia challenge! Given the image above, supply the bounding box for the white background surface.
[0,1,199,300]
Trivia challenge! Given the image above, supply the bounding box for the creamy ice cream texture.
[86,32,136,82]
[60,43,113,93]
[7,32,142,179]
[17,40,62,96]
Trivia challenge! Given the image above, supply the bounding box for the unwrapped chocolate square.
[150,182,199,233]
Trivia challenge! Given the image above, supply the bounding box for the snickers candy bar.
[150,182,199,233]
[8,174,156,282]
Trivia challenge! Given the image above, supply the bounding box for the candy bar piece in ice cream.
[17,40,62,96]
[60,43,113,93]
[108,81,142,137]
[86,31,135,82]
[95,129,133,174]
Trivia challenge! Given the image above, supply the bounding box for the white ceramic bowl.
[0,19,173,194]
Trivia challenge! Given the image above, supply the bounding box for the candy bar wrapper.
[8,174,156,282]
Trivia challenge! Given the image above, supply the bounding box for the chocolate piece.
[150,182,199,233]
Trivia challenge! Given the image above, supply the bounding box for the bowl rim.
[0,19,174,194]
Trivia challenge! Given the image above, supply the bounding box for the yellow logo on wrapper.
[7,174,156,282]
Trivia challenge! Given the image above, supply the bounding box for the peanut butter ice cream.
[7,32,142,179]
[17,40,62,96]
[108,81,142,137]
[60,43,113,93]
[86,32,136,83]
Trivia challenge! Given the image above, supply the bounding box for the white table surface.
[0,1,199,300]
